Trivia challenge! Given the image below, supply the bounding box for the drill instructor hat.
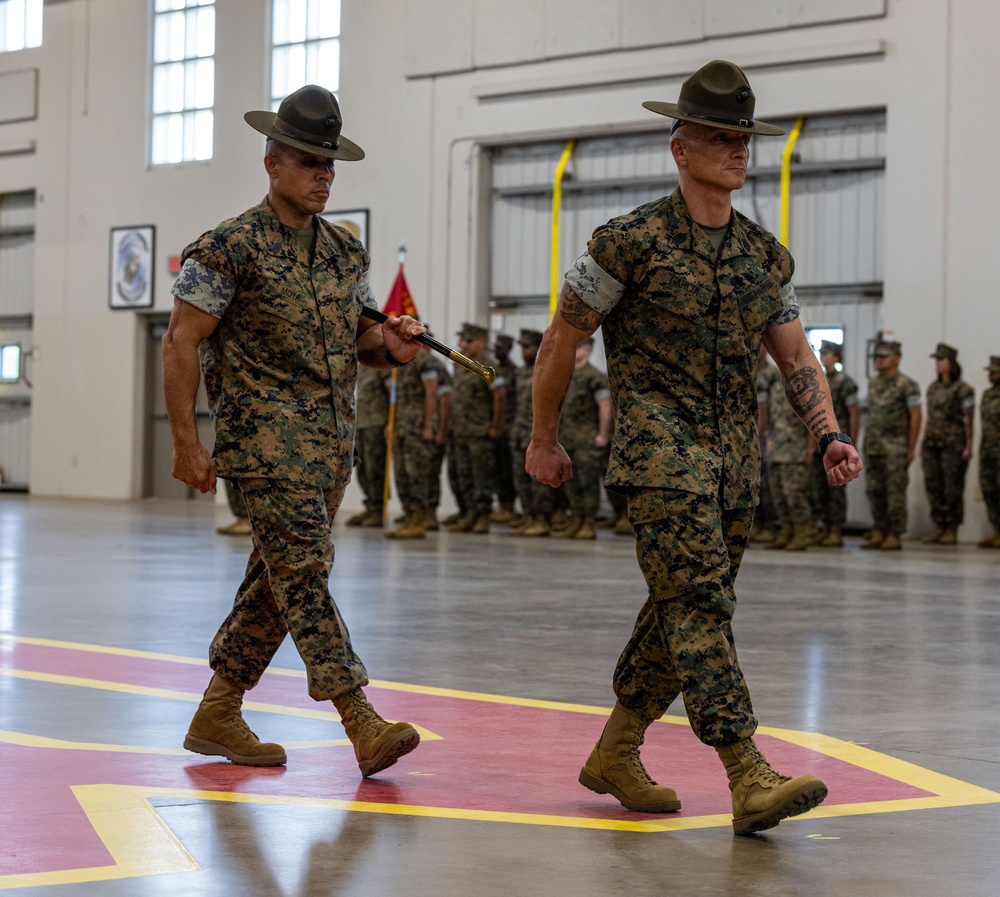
[245,85,365,161]
[643,60,785,137]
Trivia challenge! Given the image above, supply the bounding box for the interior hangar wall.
[0,1,995,537]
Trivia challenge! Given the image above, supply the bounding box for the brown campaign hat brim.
[244,110,365,162]
[643,101,785,136]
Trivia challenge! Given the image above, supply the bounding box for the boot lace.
[626,730,657,787]
[743,741,790,786]
[222,696,259,741]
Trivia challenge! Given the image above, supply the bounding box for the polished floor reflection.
[1,495,998,896]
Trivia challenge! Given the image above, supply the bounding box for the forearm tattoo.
[559,285,606,334]
[785,366,831,434]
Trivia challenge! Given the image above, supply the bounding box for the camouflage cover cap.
[930,342,958,361]
[458,322,488,341]
[819,340,843,356]
[874,340,902,357]
[642,59,784,136]
[986,355,1000,371]
[517,328,543,346]
[245,85,365,161]
[493,333,514,350]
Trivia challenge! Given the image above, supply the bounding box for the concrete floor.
[1,494,998,896]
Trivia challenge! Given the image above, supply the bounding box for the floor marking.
[2,635,999,890]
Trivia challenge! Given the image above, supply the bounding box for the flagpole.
[382,368,397,525]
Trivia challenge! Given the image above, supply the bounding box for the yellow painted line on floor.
[0,729,353,754]
[0,784,200,890]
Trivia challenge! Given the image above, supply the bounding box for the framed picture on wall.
[109,225,155,309]
[321,208,369,248]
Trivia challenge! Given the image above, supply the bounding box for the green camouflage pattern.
[613,488,756,746]
[826,368,859,434]
[979,385,1000,527]
[921,378,974,528]
[922,379,975,447]
[209,479,368,699]
[559,362,611,450]
[390,352,444,515]
[764,376,809,464]
[559,362,611,517]
[510,364,556,517]
[586,189,796,509]
[173,198,377,488]
[354,426,386,514]
[768,461,812,527]
[864,454,910,536]
[450,355,504,438]
[355,365,389,430]
[863,372,922,458]
[450,436,497,516]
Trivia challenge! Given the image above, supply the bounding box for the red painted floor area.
[2,640,936,877]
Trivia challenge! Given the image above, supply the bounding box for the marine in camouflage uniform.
[527,61,861,834]
[556,337,612,539]
[491,334,519,521]
[447,322,506,533]
[920,343,975,544]
[349,366,389,526]
[977,356,1000,547]
[384,350,445,538]
[509,329,557,536]
[862,341,922,550]
[163,85,421,776]
[751,350,781,543]
[807,341,859,546]
[761,373,814,550]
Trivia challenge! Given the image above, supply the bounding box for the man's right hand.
[171,442,217,494]
[526,439,573,488]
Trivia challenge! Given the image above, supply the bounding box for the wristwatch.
[818,431,852,457]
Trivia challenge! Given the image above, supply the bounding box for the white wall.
[1,0,996,537]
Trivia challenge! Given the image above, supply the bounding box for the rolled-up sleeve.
[171,258,236,319]
[564,252,626,315]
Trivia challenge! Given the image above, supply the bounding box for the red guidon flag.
[382,264,419,318]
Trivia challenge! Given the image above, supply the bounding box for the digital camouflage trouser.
[613,488,757,747]
[512,440,556,517]
[392,432,437,516]
[864,453,909,536]
[208,478,369,701]
[562,445,609,518]
[451,435,497,517]
[980,445,1000,528]
[921,442,969,528]
[355,426,387,514]
[768,461,813,528]
[808,453,847,526]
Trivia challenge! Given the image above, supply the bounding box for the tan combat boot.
[614,515,635,536]
[785,524,816,551]
[578,703,681,813]
[184,674,287,767]
[574,517,597,540]
[448,511,476,533]
[937,527,957,545]
[422,510,440,531]
[360,511,384,528]
[333,688,420,778]
[880,533,903,550]
[819,523,843,547]
[471,514,491,534]
[922,528,944,544]
[490,502,517,524]
[597,512,621,530]
[978,527,1000,548]
[860,529,885,549]
[521,516,551,537]
[716,738,827,835]
[765,525,792,550]
[384,513,427,540]
[555,516,582,539]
